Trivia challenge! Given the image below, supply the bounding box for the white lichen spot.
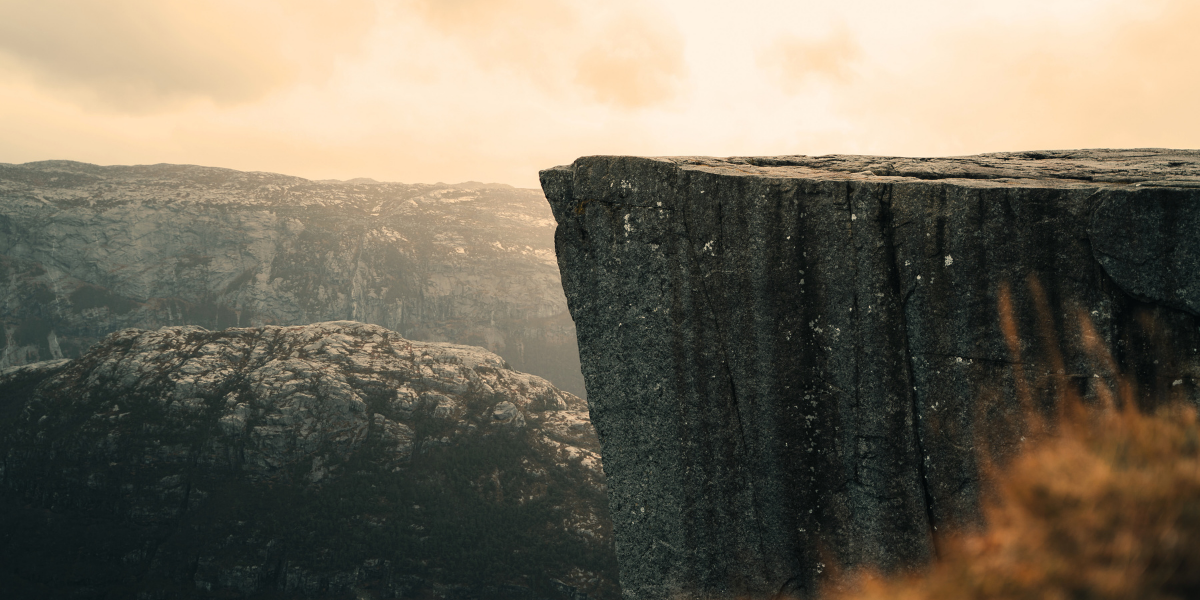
[944,255,953,267]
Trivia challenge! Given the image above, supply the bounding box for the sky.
[0,0,1196,188]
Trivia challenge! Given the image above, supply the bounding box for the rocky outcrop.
[0,160,584,397]
[541,150,1200,600]
[0,321,617,599]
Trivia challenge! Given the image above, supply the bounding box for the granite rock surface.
[541,149,1200,600]
[0,160,584,397]
[0,321,616,599]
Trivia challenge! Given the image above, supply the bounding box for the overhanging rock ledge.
[541,149,1200,600]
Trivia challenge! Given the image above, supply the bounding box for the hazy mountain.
[0,160,584,397]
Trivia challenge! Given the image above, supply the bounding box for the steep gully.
[542,150,1200,600]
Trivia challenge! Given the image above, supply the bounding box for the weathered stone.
[0,161,584,397]
[542,150,1200,600]
[0,321,616,599]
[492,400,527,427]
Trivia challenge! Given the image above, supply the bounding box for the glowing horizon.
[1,0,1196,188]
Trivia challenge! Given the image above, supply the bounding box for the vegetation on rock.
[823,403,1200,600]
[822,285,1200,600]
[0,322,617,599]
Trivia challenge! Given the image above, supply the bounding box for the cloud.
[822,0,1200,153]
[0,0,374,112]
[402,0,686,108]
[759,27,861,93]
[406,0,574,35]
[3,0,1194,190]
[403,0,574,74]
[573,17,685,108]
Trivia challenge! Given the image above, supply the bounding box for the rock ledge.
[542,149,1200,600]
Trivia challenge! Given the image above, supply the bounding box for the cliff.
[0,321,617,599]
[0,161,584,397]
[540,149,1200,600]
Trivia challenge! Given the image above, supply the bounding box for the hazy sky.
[0,0,1196,187]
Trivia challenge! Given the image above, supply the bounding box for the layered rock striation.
[0,161,583,397]
[0,321,616,599]
[541,150,1200,600]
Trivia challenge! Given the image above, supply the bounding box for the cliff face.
[0,321,617,599]
[0,161,583,397]
[541,150,1200,600]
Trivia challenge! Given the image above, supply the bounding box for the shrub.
[825,403,1200,600]
[824,279,1200,600]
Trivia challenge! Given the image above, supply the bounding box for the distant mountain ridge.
[0,160,584,396]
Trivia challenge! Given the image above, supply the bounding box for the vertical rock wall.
[542,151,1200,600]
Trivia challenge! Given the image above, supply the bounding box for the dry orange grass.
[823,280,1200,600]
[825,404,1200,600]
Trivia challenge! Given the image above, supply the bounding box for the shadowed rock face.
[0,321,616,599]
[0,160,584,397]
[541,150,1200,600]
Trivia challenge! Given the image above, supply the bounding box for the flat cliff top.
[553,148,1200,189]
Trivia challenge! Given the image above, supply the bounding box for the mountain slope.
[0,160,584,397]
[0,321,617,599]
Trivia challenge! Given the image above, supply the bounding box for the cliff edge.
[541,149,1200,600]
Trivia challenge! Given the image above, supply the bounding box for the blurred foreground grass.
[826,403,1200,600]
[825,280,1200,600]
